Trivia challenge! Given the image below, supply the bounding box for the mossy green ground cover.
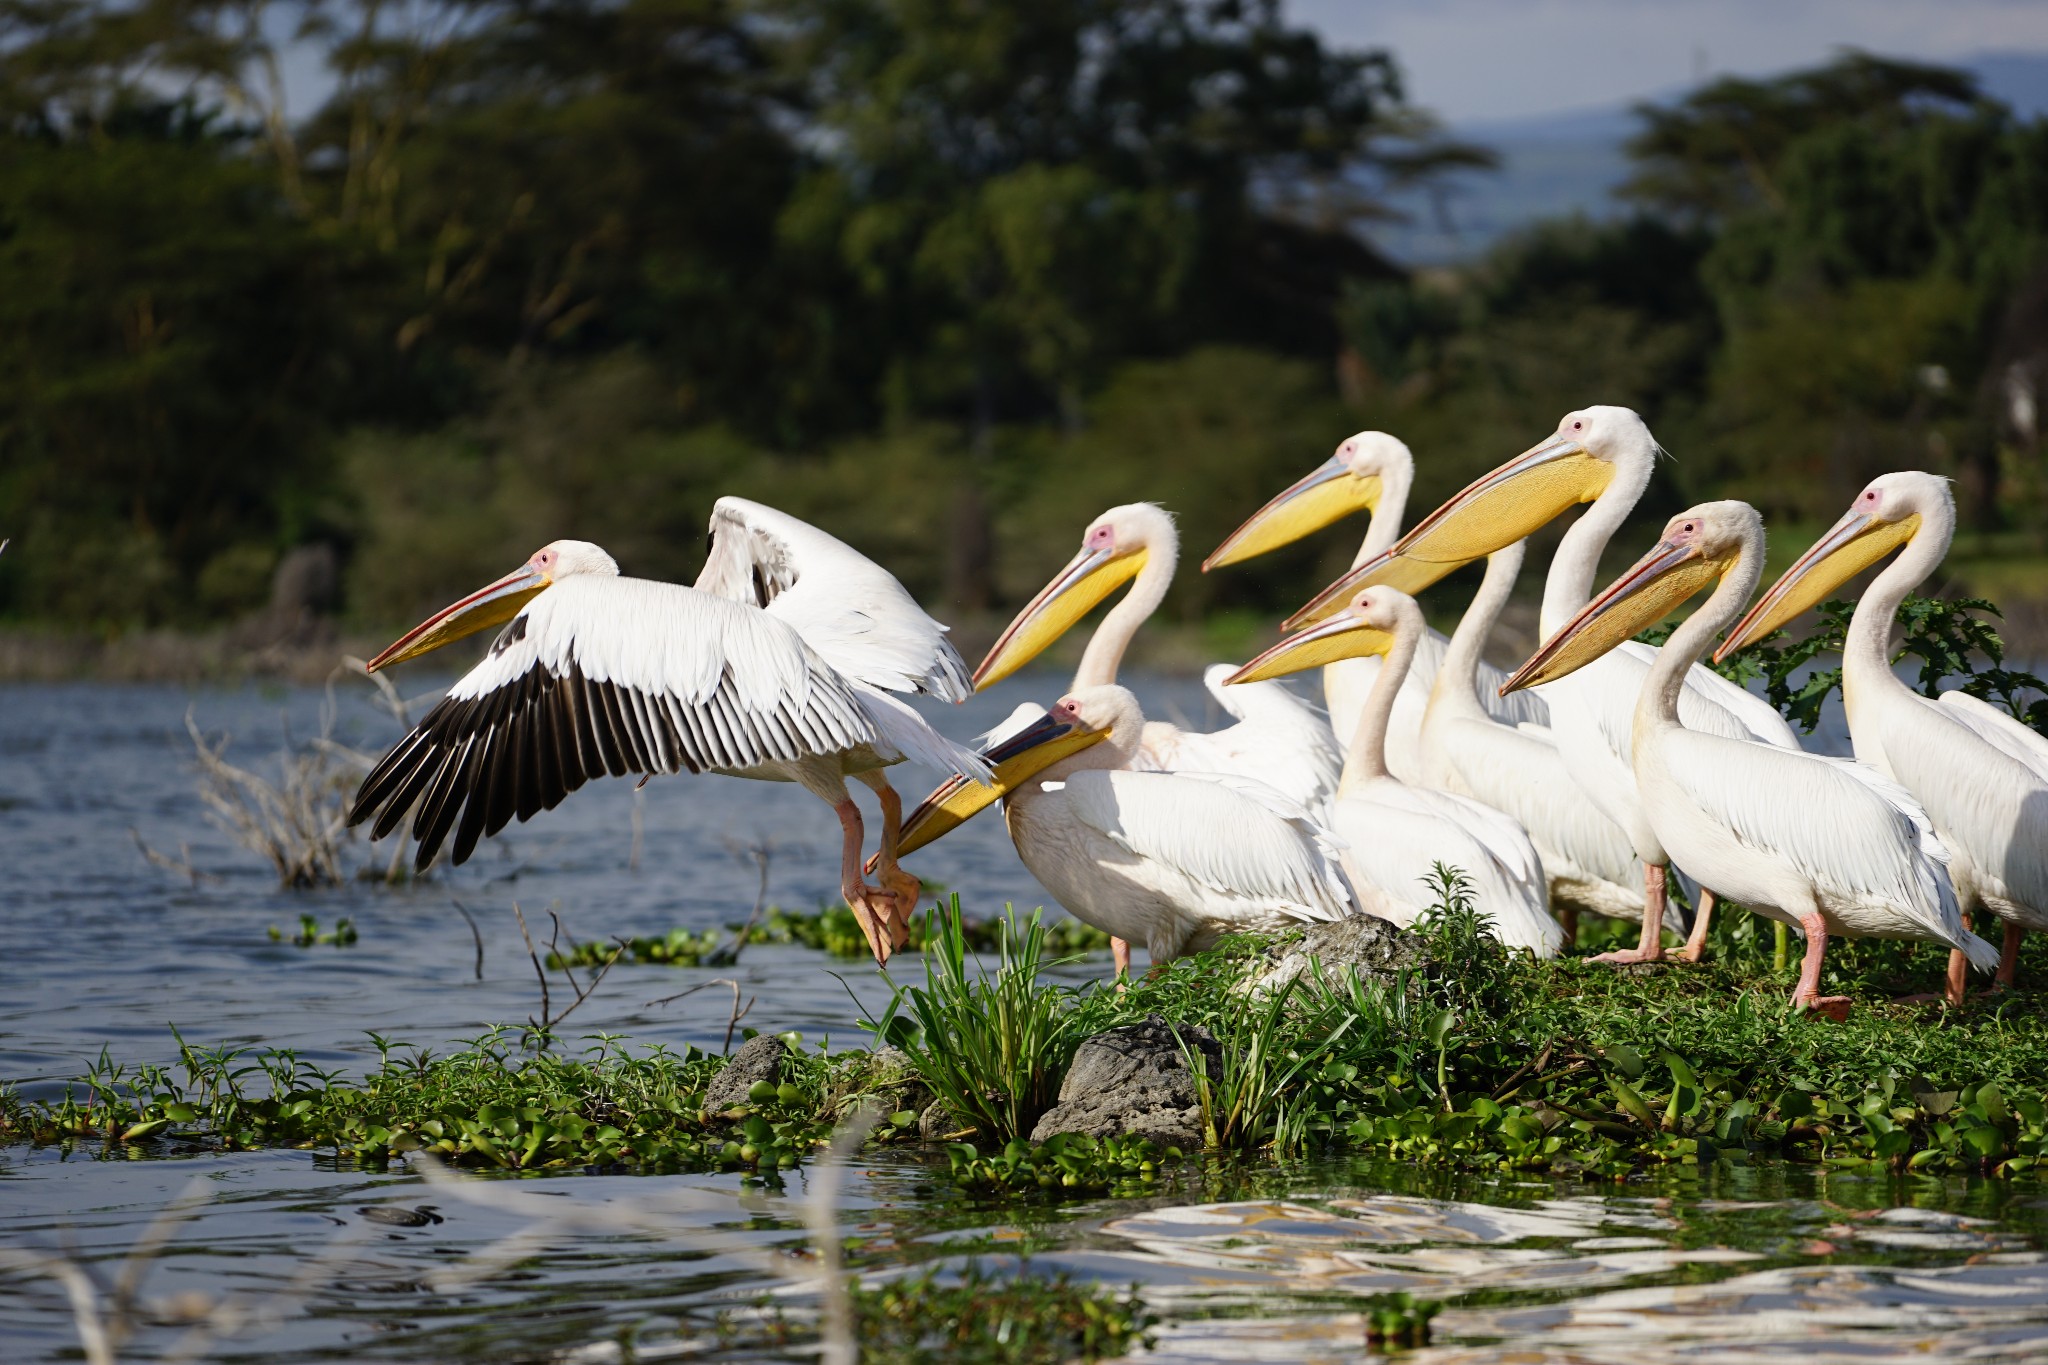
[8,895,2048,1188]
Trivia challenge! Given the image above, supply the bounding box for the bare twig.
[629,784,645,873]
[184,707,367,888]
[512,902,620,1045]
[644,977,753,1051]
[130,828,213,888]
[449,899,486,981]
[706,838,777,968]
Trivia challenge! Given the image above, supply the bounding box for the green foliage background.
[1,10,2045,636]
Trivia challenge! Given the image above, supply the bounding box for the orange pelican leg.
[856,771,922,951]
[835,797,895,967]
[1791,912,1852,1021]
[1112,937,1131,979]
[1677,889,1717,963]
[1997,921,2024,992]
[1594,864,1669,964]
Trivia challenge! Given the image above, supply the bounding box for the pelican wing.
[1329,783,1562,954]
[1155,664,1343,809]
[349,576,879,869]
[1934,691,2048,784]
[1063,769,1355,923]
[1584,643,1799,757]
[697,497,972,700]
[1658,728,1989,965]
[1436,716,1642,892]
[1881,697,2048,912]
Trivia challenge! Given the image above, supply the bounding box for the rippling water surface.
[8,673,2038,1365]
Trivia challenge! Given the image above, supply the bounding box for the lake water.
[9,673,2043,1364]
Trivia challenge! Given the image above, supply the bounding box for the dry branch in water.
[184,709,356,889]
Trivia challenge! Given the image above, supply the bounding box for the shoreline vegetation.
[8,895,2047,1190]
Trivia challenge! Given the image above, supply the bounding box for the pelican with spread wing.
[1721,472,2048,997]
[1203,430,1547,780]
[1502,500,1993,1016]
[346,499,989,965]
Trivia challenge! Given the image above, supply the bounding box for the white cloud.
[1290,0,2048,123]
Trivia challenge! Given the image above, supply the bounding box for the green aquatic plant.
[941,1132,1181,1196]
[866,899,1089,1143]
[268,914,358,947]
[10,889,2048,1185]
[844,1263,1155,1364]
[547,927,720,970]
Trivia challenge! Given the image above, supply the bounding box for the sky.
[1291,0,2048,126]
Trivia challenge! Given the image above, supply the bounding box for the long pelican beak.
[1227,609,1397,685]
[886,710,1109,860]
[365,562,551,673]
[1202,458,1382,571]
[973,545,1147,689]
[1717,509,1922,660]
[1500,534,1727,694]
[1283,433,1615,629]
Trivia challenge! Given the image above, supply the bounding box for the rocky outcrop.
[703,1034,788,1112]
[1254,915,1429,993]
[1028,1016,1221,1149]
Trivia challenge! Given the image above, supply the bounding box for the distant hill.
[1372,51,2048,267]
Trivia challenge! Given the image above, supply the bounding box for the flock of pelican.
[349,407,2046,1018]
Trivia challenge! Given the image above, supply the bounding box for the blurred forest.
[2,0,2047,657]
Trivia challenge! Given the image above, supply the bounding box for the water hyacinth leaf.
[1661,1050,1700,1091]
[1602,1044,1646,1078]
[1610,1080,1658,1130]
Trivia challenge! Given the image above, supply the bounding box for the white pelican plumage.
[347,500,990,965]
[891,686,1356,967]
[1417,540,1674,938]
[974,502,1341,811]
[1503,500,1995,1016]
[1202,430,1546,780]
[1297,407,1803,963]
[1722,471,2048,996]
[1233,587,1563,957]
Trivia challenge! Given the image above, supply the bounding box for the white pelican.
[972,502,1341,812]
[890,686,1356,968]
[1721,472,2048,996]
[1202,430,1546,780]
[346,500,990,965]
[1417,539,1675,939]
[1502,501,1995,1016]
[1291,408,1802,962]
[1232,587,1563,956]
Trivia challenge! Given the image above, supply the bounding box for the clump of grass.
[543,904,1114,970]
[848,1263,1154,1364]
[268,913,358,947]
[866,898,1090,1142]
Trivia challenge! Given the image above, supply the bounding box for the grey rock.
[1255,916,1428,993]
[704,1034,788,1111]
[1029,1016,1220,1148]
[919,1099,969,1141]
